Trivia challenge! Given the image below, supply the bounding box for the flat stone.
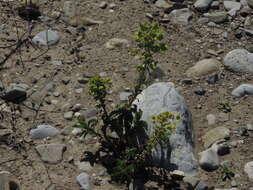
[76,173,91,190]
[64,111,74,120]
[186,59,220,77]
[224,49,253,73]
[32,30,59,46]
[232,84,253,97]
[105,38,129,49]
[202,127,230,148]
[170,8,193,25]
[204,12,228,24]
[224,1,241,11]
[36,144,66,164]
[199,148,219,171]
[30,124,59,139]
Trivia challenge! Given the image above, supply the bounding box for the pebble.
[1,83,28,103]
[169,8,193,25]
[186,59,220,77]
[64,111,74,120]
[76,173,91,190]
[224,49,253,73]
[206,114,216,125]
[224,1,241,11]
[32,30,60,46]
[30,124,59,139]
[244,161,253,181]
[232,84,253,97]
[194,0,213,11]
[204,12,228,24]
[199,148,220,171]
[99,1,107,9]
[194,88,206,95]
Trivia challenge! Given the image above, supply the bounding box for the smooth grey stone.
[32,30,60,46]
[1,83,28,102]
[244,161,253,181]
[76,173,91,190]
[199,148,219,171]
[64,111,74,120]
[194,0,213,11]
[134,82,198,174]
[30,124,59,139]
[232,84,253,97]
[224,49,253,73]
[224,1,241,10]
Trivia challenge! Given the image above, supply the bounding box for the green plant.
[219,165,234,181]
[75,22,179,185]
[73,116,99,139]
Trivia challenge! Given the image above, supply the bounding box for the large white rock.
[134,82,198,174]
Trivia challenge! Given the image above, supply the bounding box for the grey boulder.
[134,82,198,174]
[224,49,253,73]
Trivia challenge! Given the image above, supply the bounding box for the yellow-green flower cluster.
[88,76,112,101]
[148,112,180,148]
